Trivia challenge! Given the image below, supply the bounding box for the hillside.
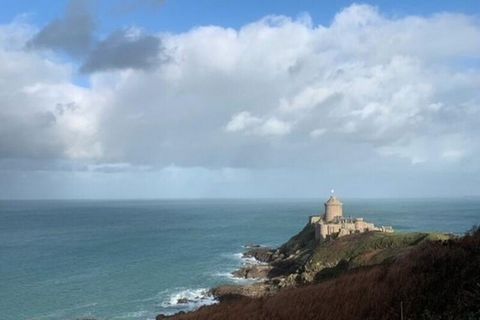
[217,224,451,292]
[160,226,480,320]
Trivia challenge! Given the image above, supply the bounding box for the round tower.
[324,196,343,222]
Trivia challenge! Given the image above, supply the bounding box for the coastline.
[157,225,480,320]
[155,224,457,319]
[211,228,453,300]
[4,199,479,320]
[156,251,266,316]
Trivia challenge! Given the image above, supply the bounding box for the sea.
[1,198,479,320]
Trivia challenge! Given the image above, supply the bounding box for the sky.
[0,0,480,199]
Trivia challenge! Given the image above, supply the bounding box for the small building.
[309,194,393,240]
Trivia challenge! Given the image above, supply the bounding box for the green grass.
[308,231,452,270]
[278,223,453,276]
[279,223,316,255]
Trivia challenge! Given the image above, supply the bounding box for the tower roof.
[325,195,342,205]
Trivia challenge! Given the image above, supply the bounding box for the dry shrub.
[168,226,480,320]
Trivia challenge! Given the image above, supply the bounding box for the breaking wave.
[233,251,268,266]
[159,288,217,315]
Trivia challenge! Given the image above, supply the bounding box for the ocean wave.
[213,271,257,284]
[159,288,217,314]
[242,256,267,266]
[232,251,268,266]
[232,252,244,260]
[212,251,268,284]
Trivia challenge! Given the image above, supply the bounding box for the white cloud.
[257,117,292,136]
[0,24,101,161]
[310,128,326,138]
[1,4,480,174]
[225,111,261,132]
[442,149,465,162]
[279,86,334,113]
[225,112,292,136]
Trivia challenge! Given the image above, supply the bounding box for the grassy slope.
[310,231,451,266]
[278,223,451,279]
[166,227,480,320]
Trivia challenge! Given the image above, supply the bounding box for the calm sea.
[1,198,479,320]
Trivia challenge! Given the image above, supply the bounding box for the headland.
[156,195,480,320]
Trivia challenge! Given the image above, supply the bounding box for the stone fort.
[310,193,393,240]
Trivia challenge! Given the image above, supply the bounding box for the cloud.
[87,162,151,173]
[279,87,334,113]
[257,118,292,136]
[27,0,95,57]
[93,7,479,168]
[27,0,165,73]
[81,27,163,73]
[0,24,101,162]
[225,111,262,132]
[1,4,480,176]
[225,112,292,136]
[310,128,326,138]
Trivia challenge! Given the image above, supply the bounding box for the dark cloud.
[27,0,95,57]
[80,29,163,73]
[0,112,63,160]
[27,0,165,72]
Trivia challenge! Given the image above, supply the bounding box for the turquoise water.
[1,198,479,320]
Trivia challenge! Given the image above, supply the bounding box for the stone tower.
[324,196,343,222]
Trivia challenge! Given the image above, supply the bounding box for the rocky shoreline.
[156,224,454,319]
[211,244,306,301]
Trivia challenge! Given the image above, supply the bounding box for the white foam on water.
[213,271,257,284]
[242,256,268,266]
[233,252,244,260]
[214,271,237,279]
[212,250,269,285]
[159,288,217,314]
[233,251,269,266]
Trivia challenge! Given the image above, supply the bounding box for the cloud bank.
[1,4,480,197]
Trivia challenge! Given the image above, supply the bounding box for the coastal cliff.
[158,225,480,320]
[211,224,450,300]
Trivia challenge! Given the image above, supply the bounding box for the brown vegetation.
[163,226,480,320]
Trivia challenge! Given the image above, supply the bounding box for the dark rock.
[176,298,189,304]
[243,247,274,263]
[211,283,272,300]
[156,311,185,319]
[232,265,272,279]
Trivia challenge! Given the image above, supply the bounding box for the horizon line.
[1,195,480,201]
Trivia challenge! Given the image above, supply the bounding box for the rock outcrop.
[159,223,457,319]
[211,224,451,301]
[159,226,480,320]
[162,226,480,320]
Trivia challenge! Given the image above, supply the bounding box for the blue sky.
[2,0,479,34]
[0,1,479,199]
[3,0,480,89]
